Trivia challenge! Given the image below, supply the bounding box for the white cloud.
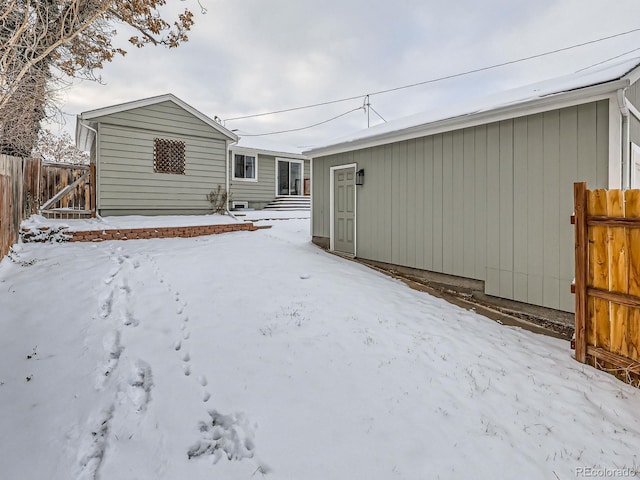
[49,0,640,148]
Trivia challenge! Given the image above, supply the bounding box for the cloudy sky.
[52,0,640,149]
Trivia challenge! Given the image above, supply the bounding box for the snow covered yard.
[0,215,639,480]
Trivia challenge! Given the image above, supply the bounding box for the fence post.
[574,182,588,363]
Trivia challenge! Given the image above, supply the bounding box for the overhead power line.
[239,106,365,136]
[576,46,640,72]
[223,26,640,123]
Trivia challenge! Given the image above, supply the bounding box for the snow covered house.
[75,94,237,216]
[229,137,310,210]
[304,58,640,314]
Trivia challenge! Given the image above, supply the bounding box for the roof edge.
[304,78,629,158]
[230,145,309,160]
[78,93,238,142]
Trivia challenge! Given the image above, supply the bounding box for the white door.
[333,166,355,255]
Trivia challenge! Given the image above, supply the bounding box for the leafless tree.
[33,128,89,164]
[0,0,197,156]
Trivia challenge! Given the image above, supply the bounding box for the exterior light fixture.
[356,168,365,186]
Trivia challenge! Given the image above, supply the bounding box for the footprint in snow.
[77,405,114,478]
[122,309,138,327]
[128,360,153,412]
[103,266,120,285]
[187,409,255,463]
[99,290,114,319]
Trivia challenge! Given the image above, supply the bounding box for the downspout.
[225,139,237,216]
[617,88,630,189]
[79,120,100,217]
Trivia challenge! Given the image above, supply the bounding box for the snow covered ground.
[0,214,639,480]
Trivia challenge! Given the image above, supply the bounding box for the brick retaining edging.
[69,222,257,242]
[21,222,257,243]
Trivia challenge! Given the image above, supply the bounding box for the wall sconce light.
[356,168,365,186]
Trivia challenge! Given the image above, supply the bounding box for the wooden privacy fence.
[40,162,94,218]
[0,156,95,258]
[0,155,42,258]
[573,182,640,386]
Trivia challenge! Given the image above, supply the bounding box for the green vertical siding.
[542,111,561,309]
[513,117,528,303]
[526,114,544,305]
[625,79,640,112]
[485,122,501,295]
[312,99,610,313]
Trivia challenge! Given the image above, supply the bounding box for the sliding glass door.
[277,159,303,196]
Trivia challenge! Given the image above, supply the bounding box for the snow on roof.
[304,57,640,155]
[234,135,307,158]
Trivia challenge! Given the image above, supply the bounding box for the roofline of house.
[303,78,631,158]
[75,93,238,151]
[231,144,309,161]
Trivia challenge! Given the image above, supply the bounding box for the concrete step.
[263,196,310,210]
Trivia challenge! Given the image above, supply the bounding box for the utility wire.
[224,95,363,122]
[575,47,640,72]
[369,104,387,123]
[223,26,640,123]
[239,106,365,136]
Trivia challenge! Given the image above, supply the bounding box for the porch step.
[262,196,310,210]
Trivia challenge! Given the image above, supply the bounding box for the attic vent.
[154,138,186,175]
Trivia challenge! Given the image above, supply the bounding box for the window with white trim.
[233,153,257,180]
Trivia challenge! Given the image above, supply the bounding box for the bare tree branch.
[0,0,199,155]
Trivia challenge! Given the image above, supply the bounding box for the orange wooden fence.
[573,182,640,386]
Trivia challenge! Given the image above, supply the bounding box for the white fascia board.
[230,147,261,158]
[231,145,308,160]
[75,117,97,152]
[305,79,629,158]
[621,63,640,86]
[78,93,238,142]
